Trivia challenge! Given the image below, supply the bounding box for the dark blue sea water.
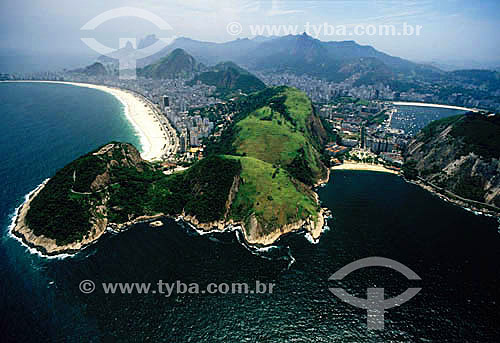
[1,83,499,342]
[392,105,466,135]
[0,82,141,339]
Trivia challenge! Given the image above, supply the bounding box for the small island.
[12,87,330,256]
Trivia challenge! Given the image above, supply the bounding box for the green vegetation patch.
[170,155,241,223]
[419,114,463,143]
[228,156,318,235]
[366,112,389,126]
[72,155,107,192]
[106,165,163,223]
[25,152,108,245]
[108,155,242,224]
[231,87,325,185]
[450,113,500,159]
[234,110,307,165]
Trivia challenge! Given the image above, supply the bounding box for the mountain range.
[93,34,499,97]
[94,47,266,95]
[125,34,444,84]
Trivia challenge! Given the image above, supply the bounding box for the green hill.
[206,87,328,185]
[23,143,241,246]
[140,48,202,79]
[17,87,328,251]
[205,86,328,238]
[189,61,266,96]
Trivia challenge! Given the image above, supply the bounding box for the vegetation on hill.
[449,113,500,159]
[24,87,327,246]
[25,145,143,245]
[227,156,318,236]
[188,61,266,96]
[148,156,241,223]
[140,48,202,79]
[206,87,327,186]
[204,86,327,235]
[26,159,93,245]
[25,143,241,244]
[418,114,463,143]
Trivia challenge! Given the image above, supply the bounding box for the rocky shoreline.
[10,182,108,257]
[11,174,331,258]
[18,162,498,259]
[180,207,327,248]
[408,178,500,219]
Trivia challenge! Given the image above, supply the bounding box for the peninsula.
[11,87,329,256]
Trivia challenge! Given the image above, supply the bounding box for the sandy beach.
[331,163,399,174]
[2,81,170,161]
[392,101,478,112]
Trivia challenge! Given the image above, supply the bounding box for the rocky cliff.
[404,113,500,214]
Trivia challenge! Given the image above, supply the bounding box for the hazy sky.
[1,0,500,65]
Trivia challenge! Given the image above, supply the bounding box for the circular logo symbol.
[79,279,96,294]
[227,22,243,36]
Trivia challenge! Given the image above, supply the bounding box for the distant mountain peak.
[127,41,136,49]
[138,34,159,49]
[70,62,107,76]
[128,33,441,86]
[170,48,190,56]
[139,48,202,79]
[189,61,265,96]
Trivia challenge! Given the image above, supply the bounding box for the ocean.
[0,83,499,342]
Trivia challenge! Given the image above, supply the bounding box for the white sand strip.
[331,163,399,174]
[392,101,479,112]
[1,81,169,161]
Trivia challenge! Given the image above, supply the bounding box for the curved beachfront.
[392,101,479,112]
[1,81,172,161]
[331,163,399,174]
[3,80,175,257]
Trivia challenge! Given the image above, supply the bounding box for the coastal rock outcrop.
[12,87,330,256]
[403,112,500,215]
